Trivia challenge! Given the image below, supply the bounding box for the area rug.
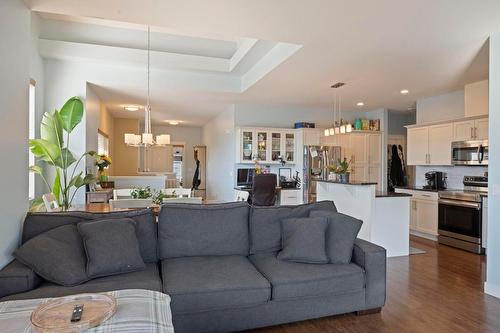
[409,247,426,255]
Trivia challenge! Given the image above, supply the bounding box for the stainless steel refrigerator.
[303,145,341,203]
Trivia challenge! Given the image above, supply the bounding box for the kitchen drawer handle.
[438,199,480,210]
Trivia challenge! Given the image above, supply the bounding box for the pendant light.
[327,82,353,136]
[125,26,170,147]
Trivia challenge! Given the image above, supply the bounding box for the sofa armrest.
[352,238,386,309]
[0,260,41,298]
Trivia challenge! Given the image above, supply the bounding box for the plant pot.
[328,172,337,181]
[338,173,350,183]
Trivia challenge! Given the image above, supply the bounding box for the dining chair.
[42,193,61,212]
[251,173,277,206]
[161,188,192,198]
[113,188,134,200]
[235,190,250,202]
[109,198,153,210]
[163,197,202,204]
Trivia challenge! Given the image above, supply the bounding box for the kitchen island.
[316,180,412,257]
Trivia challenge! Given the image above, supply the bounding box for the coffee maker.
[424,171,446,190]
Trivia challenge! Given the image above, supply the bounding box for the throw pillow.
[309,210,363,264]
[277,217,329,264]
[14,224,89,286]
[77,218,145,278]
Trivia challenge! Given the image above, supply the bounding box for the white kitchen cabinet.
[415,197,438,236]
[302,128,321,146]
[452,117,489,141]
[475,118,489,140]
[350,133,368,164]
[407,127,429,165]
[407,124,452,166]
[453,120,476,141]
[428,124,453,165]
[236,127,297,164]
[280,189,302,205]
[465,80,489,117]
[395,189,438,239]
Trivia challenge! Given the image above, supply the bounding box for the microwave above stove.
[451,140,488,166]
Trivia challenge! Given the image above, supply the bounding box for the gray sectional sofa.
[0,201,386,333]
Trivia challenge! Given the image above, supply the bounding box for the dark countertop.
[376,191,412,198]
[394,186,440,192]
[234,186,300,191]
[316,180,378,186]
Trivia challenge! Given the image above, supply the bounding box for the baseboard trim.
[410,230,438,241]
[485,282,500,299]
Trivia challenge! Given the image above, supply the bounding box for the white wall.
[202,106,236,201]
[43,59,89,204]
[0,0,30,267]
[416,90,464,124]
[486,34,500,299]
[30,12,46,198]
[85,84,101,173]
[388,110,416,135]
[415,166,488,189]
[152,125,203,187]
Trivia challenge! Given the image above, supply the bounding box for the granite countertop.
[376,191,413,198]
[316,180,378,186]
[394,186,440,192]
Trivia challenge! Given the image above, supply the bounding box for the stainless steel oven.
[451,140,488,166]
[438,176,487,254]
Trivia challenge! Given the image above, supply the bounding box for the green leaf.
[59,97,84,133]
[29,165,43,174]
[40,111,63,147]
[68,171,83,188]
[54,148,76,169]
[29,139,61,164]
[53,169,61,204]
[82,174,96,185]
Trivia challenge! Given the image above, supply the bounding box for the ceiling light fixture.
[124,105,140,112]
[400,89,409,94]
[356,102,364,106]
[325,82,352,136]
[125,26,170,147]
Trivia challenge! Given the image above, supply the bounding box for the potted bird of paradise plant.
[29,96,97,211]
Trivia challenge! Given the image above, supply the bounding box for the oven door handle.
[438,199,480,210]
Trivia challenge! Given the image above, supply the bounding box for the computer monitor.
[237,168,255,187]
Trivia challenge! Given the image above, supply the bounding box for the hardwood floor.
[251,236,500,333]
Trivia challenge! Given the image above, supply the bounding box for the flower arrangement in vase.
[95,155,112,182]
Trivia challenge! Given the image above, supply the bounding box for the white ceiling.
[27,0,500,126]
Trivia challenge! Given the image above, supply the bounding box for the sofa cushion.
[309,211,363,264]
[0,263,162,301]
[249,201,337,254]
[162,256,270,314]
[77,218,145,278]
[14,224,89,286]
[0,260,42,298]
[250,254,365,301]
[22,209,157,263]
[278,217,328,264]
[158,202,250,259]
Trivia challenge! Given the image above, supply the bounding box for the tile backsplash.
[415,166,488,189]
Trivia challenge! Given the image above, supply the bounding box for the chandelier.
[324,82,352,137]
[124,26,170,147]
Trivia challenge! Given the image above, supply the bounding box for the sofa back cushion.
[22,209,157,263]
[158,202,250,259]
[249,201,337,254]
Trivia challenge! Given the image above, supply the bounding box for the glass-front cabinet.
[284,133,295,163]
[271,132,282,162]
[241,130,254,162]
[238,127,296,164]
[256,131,268,161]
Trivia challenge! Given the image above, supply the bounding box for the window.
[28,80,36,199]
[97,130,109,156]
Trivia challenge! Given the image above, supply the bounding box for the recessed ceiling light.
[165,120,183,125]
[124,105,140,112]
[356,102,364,106]
[400,89,409,94]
